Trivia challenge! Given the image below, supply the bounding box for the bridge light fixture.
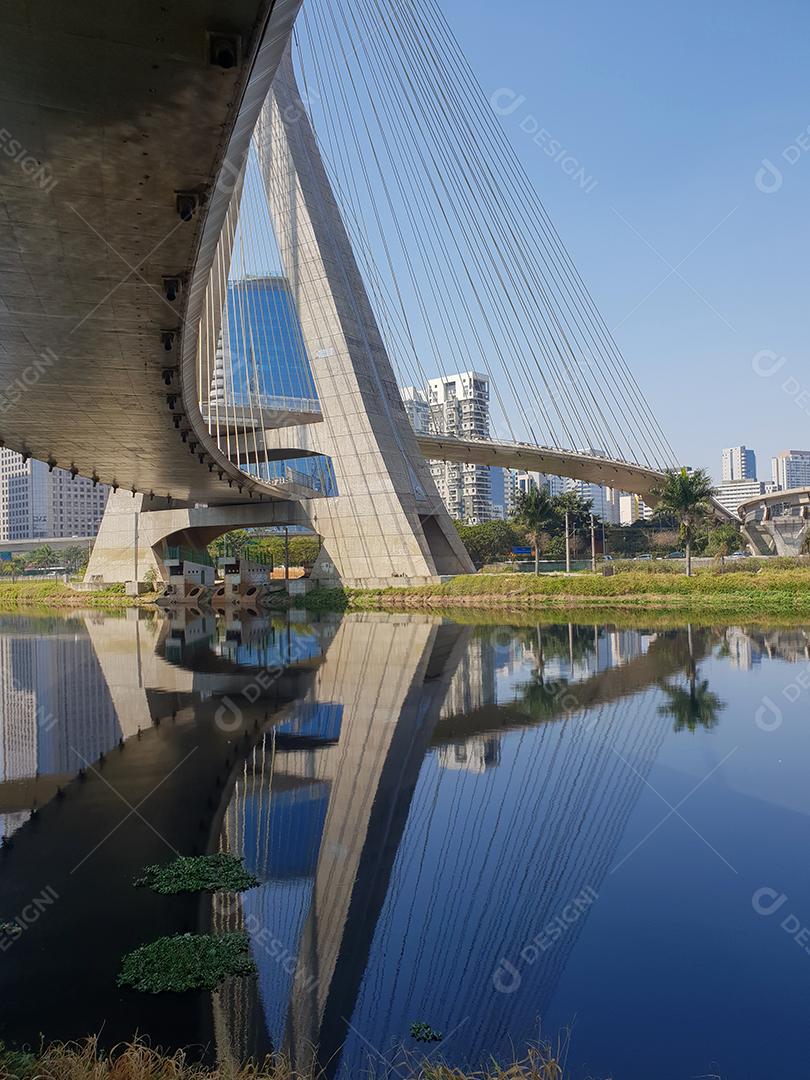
[162,368,176,386]
[172,414,182,429]
[175,192,199,222]
[162,276,182,303]
[207,32,241,70]
[161,330,175,352]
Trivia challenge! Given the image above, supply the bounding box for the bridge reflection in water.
[0,612,796,1071]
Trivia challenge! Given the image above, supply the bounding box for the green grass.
[134,854,258,895]
[0,580,153,610]
[347,567,810,615]
[117,932,256,994]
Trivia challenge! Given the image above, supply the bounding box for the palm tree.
[29,544,57,569]
[650,467,717,576]
[513,487,555,574]
[657,623,725,733]
[657,677,724,733]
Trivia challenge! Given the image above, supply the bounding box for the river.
[0,609,806,1078]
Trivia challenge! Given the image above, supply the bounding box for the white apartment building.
[722,446,757,482]
[771,450,810,491]
[0,450,109,542]
[420,372,493,523]
[715,478,764,515]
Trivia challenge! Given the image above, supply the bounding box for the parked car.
[667,551,684,559]
[637,554,653,560]
[729,551,748,559]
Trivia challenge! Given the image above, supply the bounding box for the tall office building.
[422,372,493,523]
[211,275,336,494]
[771,450,810,491]
[0,450,109,542]
[722,446,757,482]
[0,626,120,836]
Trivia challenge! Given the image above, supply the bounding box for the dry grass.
[0,1039,573,1080]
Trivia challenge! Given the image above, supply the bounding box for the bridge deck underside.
[0,0,301,505]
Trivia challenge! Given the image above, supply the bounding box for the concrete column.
[257,48,473,587]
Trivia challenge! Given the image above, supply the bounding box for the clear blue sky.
[443,0,810,481]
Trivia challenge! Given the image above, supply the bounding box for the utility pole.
[565,510,571,574]
[284,526,290,581]
[591,514,597,572]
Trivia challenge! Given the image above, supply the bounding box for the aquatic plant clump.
[134,853,258,894]
[409,1022,443,1043]
[117,932,256,993]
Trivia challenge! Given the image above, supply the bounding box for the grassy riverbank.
[3,562,810,620]
[0,581,159,610]
[0,1039,568,1079]
[342,566,810,617]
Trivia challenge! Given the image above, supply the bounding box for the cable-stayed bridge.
[0,0,693,586]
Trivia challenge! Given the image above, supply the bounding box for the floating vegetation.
[134,853,258,895]
[409,1022,443,1043]
[117,932,256,994]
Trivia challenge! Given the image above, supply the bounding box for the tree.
[61,544,89,574]
[657,677,725,733]
[551,491,594,531]
[657,623,725,733]
[454,520,522,568]
[513,487,555,573]
[551,491,596,570]
[28,544,57,569]
[705,523,744,560]
[650,467,718,576]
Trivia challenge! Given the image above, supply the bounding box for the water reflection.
[0,613,808,1077]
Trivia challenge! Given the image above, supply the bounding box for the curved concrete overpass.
[738,487,810,520]
[417,435,739,523]
[0,0,304,505]
[417,434,666,499]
